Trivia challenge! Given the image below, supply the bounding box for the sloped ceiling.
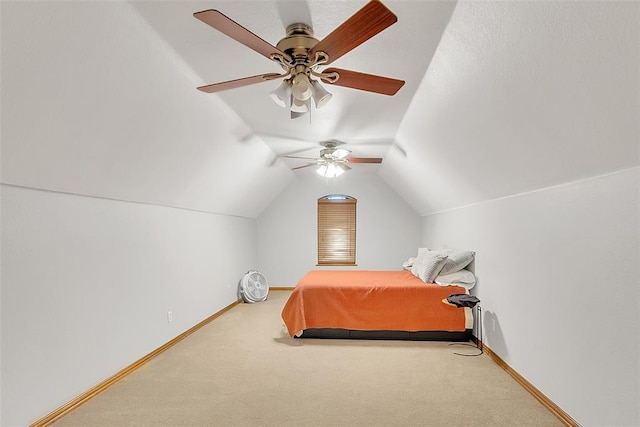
[1,1,293,218]
[2,1,638,218]
[382,0,640,215]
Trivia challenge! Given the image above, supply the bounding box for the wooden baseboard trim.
[270,286,295,291]
[479,340,581,427]
[30,300,240,427]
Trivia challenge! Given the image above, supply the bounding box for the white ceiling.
[383,0,639,214]
[2,1,638,217]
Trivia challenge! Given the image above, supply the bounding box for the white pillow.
[437,248,475,275]
[435,269,477,290]
[402,257,415,270]
[411,250,448,283]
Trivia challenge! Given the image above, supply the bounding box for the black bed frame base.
[297,328,472,341]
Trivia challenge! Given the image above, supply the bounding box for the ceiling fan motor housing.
[276,24,319,61]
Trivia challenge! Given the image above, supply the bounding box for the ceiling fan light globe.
[269,81,291,108]
[316,164,328,177]
[326,162,344,178]
[291,98,309,113]
[311,81,332,108]
[291,73,313,101]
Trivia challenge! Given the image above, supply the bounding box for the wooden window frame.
[317,195,357,266]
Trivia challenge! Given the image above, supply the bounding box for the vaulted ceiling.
[2,1,638,217]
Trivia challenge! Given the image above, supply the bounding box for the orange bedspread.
[281,270,467,337]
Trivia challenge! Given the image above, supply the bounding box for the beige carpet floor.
[52,291,563,426]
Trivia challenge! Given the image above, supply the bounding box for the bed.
[281,270,473,341]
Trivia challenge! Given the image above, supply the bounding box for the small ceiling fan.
[284,141,383,177]
[193,0,405,117]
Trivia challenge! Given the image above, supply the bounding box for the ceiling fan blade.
[194,10,291,62]
[269,147,317,166]
[332,148,351,159]
[322,68,404,96]
[282,155,318,160]
[338,163,352,171]
[347,157,383,164]
[308,0,397,65]
[292,163,319,170]
[197,73,282,93]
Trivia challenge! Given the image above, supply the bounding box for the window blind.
[317,196,356,266]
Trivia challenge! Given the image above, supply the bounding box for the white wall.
[1,185,257,426]
[256,169,422,287]
[421,168,640,426]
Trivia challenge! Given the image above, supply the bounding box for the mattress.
[281,270,472,338]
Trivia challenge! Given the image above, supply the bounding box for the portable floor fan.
[239,270,269,303]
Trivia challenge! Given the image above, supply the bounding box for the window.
[317,194,356,266]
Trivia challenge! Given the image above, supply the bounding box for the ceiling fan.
[193,0,405,117]
[283,141,383,178]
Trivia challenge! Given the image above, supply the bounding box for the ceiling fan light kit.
[316,162,345,178]
[269,80,290,108]
[311,81,332,108]
[291,72,314,101]
[193,0,405,118]
[290,97,310,114]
